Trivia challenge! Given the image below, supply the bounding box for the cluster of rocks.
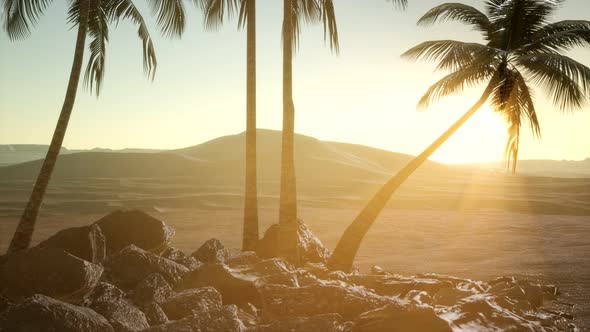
[0,210,579,331]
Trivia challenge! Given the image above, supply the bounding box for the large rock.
[1,294,114,332]
[191,238,229,264]
[181,264,260,305]
[141,305,244,332]
[0,247,103,302]
[104,245,189,289]
[38,224,106,263]
[256,220,330,264]
[256,314,350,332]
[95,210,174,255]
[161,287,222,320]
[140,302,168,326]
[133,273,174,305]
[87,282,150,332]
[226,251,261,268]
[161,247,202,270]
[353,304,452,332]
[258,284,397,321]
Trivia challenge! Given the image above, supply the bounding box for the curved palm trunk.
[327,84,495,272]
[277,0,300,264]
[242,0,259,251]
[6,0,90,255]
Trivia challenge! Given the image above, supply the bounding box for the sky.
[1,0,589,164]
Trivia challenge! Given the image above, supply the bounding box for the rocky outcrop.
[104,245,189,289]
[192,238,229,264]
[256,220,330,264]
[87,282,150,332]
[161,287,222,320]
[38,224,106,263]
[1,294,114,332]
[161,247,202,270]
[181,264,259,305]
[95,210,174,255]
[0,247,103,302]
[141,305,244,332]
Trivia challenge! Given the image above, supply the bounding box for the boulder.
[181,264,260,305]
[253,258,293,276]
[192,238,229,264]
[87,282,150,332]
[256,313,349,332]
[353,304,452,332]
[161,247,202,270]
[256,220,330,264]
[104,245,189,289]
[161,287,222,320]
[38,224,106,263]
[258,284,397,321]
[226,251,261,268]
[140,302,168,326]
[133,273,174,305]
[94,210,174,255]
[0,247,103,302]
[1,294,114,332]
[141,305,244,332]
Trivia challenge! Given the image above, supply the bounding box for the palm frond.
[319,0,339,53]
[84,0,109,96]
[197,0,237,31]
[518,53,590,111]
[388,0,407,10]
[402,40,500,72]
[517,20,590,54]
[417,3,490,35]
[416,62,498,109]
[109,0,157,79]
[3,0,53,39]
[147,0,185,37]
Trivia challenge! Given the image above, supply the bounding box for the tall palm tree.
[197,0,259,252]
[328,0,590,272]
[3,0,186,254]
[277,0,339,263]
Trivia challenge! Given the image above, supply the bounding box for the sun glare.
[433,105,508,164]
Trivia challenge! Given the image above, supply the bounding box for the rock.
[133,273,174,305]
[2,294,114,332]
[192,238,229,264]
[371,266,387,276]
[142,305,244,332]
[237,303,258,330]
[161,247,202,270]
[95,210,174,255]
[38,224,106,263]
[88,282,150,332]
[0,247,103,302]
[104,245,189,289]
[257,313,348,332]
[258,272,299,287]
[256,220,330,264]
[353,304,452,332]
[161,287,222,320]
[258,283,397,321]
[0,295,12,313]
[226,251,261,268]
[140,302,168,326]
[253,258,293,276]
[181,264,260,305]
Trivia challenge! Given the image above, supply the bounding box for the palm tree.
[197,0,259,251]
[328,0,590,272]
[3,0,186,254]
[277,0,339,263]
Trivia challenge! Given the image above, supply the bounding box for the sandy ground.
[1,206,588,329]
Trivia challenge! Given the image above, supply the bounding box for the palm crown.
[3,0,186,95]
[402,0,590,172]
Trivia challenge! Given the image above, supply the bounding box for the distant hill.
[0,144,162,167]
[471,159,590,178]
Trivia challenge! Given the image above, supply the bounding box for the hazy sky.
[1,0,589,163]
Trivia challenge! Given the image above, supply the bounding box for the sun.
[432,105,509,164]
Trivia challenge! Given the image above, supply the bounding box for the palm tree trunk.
[327,84,495,272]
[6,0,90,255]
[277,0,300,264]
[242,0,259,251]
